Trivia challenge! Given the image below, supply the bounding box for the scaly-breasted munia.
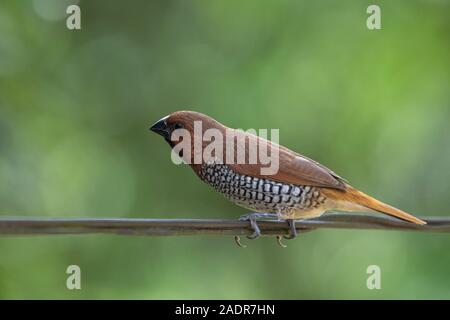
[150,111,425,242]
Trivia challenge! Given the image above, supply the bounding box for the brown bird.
[150,111,426,243]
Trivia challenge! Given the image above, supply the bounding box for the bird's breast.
[199,162,327,216]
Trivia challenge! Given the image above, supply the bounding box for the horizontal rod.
[0,214,449,237]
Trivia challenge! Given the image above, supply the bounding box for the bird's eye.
[174,123,183,130]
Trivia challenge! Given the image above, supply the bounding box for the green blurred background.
[0,0,449,299]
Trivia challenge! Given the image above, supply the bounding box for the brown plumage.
[150,111,426,228]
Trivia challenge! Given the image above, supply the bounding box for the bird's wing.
[275,148,346,189]
[227,130,346,190]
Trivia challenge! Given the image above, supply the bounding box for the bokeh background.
[0,0,449,299]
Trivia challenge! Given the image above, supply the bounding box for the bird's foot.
[236,214,301,248]
[275,219,298,247]
[235,213,278,247]
[239,213,278,239]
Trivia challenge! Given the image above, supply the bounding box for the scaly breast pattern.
[199,162,327,216]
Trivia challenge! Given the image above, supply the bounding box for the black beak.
[150,116,170,140]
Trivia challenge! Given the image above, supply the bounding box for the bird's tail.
[323,186,426,225]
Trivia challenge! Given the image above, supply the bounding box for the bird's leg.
[239,213,278,239]
[283,219,298,240]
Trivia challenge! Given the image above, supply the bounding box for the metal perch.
[0,213,449,238]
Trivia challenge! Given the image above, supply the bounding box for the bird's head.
[150,111,224,143]
[150,111,227,165]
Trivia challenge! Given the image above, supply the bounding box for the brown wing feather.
[227,129,346,190]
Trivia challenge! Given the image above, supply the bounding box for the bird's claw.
[275,220,297,247]
[235,214,300,248]
[234,236,247,248]
[276,235,288,247]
